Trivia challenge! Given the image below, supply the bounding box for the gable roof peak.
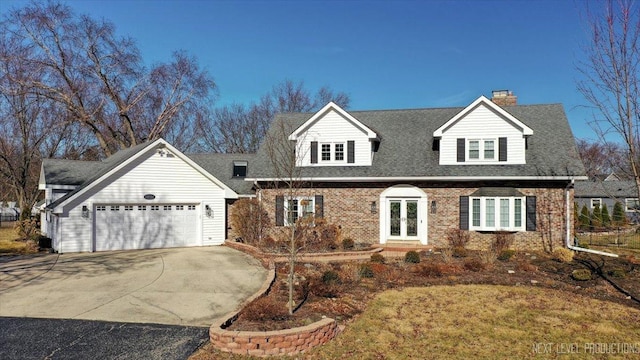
[433,95,534,137]
[288,102,378,141]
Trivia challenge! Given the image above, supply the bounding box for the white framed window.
[124,205,133,211]
[110,206,120,211]
[591,198,602,209]
[176,205,184,210]
[163,205,172,210]
[96,205,106,211]
[319,142,346,163]
[138,205,146,211]
[335,143,344,161]
[284,197,315,225]
[321,144,331,161]
[470,197,525,231]
[625,198,640,212]
[188,205,196,210]
[151,205,159,211]
[468,139,496,161]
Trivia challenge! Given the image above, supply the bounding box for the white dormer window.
[321,144,331,161]
[468,139,496,161]
[335,143,344,161]
[319,142,346,163]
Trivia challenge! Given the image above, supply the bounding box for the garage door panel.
[95,204,199,251]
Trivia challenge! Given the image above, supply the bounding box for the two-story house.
[39,91,587,253]
[246,92,587,250]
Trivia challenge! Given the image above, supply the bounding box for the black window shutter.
[314,195,324,218]
[499,137,507,162]
[457,138,465,162]
[460,196,469,230]
[311,141,318,164]
[275,195,284,226]
[526,196,537,231]
[347,141,355,163]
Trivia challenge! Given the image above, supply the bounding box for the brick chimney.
[491,90,517,106]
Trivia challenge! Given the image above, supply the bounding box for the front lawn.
[191,285,640,359]
[309,285,640,359]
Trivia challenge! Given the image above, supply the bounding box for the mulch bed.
[227,249,640,332]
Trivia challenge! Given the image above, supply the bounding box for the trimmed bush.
[608,268,626,278]
[494,232,514,253]
[447,229,470,248]
[358,263,374,278]
[321,270,341,284]
[404,250,421,263]
[463,258,485,272]
[552,248,574,263]
[498,249,515,261]
[370,253,385,263]
[452,246,468,258]
[579,205,591,229]
[571,269,592,281]
[229,198,271,247]
[613,201,626,226]
[342,238,355,250]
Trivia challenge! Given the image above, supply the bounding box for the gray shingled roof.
[187,153,256,195]
[574,180,638,198]
[45,141,158,209]
[248,104,586,179]
[41,159,107,186]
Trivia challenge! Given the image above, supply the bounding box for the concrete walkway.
[0,247,268,327]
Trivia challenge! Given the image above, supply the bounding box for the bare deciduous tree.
[577,0,640,196]
[204,80,350,153]
[576,138,628,178]
[2,1,216,157]
[264,117,311,315]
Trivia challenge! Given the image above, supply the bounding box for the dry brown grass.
[191,285,640,360]
[0,227,36,254]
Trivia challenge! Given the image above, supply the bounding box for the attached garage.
[94,203,200,251]
[42,139,238,253]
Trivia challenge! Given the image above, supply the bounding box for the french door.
[388,198,418,239]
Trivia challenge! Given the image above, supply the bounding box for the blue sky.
[4,0,599,140]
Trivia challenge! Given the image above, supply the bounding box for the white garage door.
[95,204,199,251]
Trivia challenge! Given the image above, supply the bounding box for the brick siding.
[228,182,573,252]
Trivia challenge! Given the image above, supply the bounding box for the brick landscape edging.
[224,240,382,263]
[211,241,342,356]
[210,317,340,356]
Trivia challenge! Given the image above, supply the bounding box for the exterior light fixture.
[205,204,212,218]
[371,201,377,214]
[82,205,90,219]
[431,200,437,214]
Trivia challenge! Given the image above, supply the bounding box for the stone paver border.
[209,242,354,356]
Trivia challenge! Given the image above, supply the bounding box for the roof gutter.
[565,178,618,257]
[246,175,590,183]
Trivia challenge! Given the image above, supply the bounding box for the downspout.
[565,179,618,257]
[254,180,263,242]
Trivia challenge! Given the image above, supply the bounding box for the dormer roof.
[288,102,379,141]
[433,95,533,137]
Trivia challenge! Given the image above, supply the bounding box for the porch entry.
[379,185,428,245]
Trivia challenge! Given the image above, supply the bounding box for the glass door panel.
[406,200,418,237]
[389,201,401,236]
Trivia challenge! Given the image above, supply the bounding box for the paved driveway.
[0,247,268,326]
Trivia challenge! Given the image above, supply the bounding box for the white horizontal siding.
[298,110,372,166]
[440,104,526,165]
[57,151,227,252]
